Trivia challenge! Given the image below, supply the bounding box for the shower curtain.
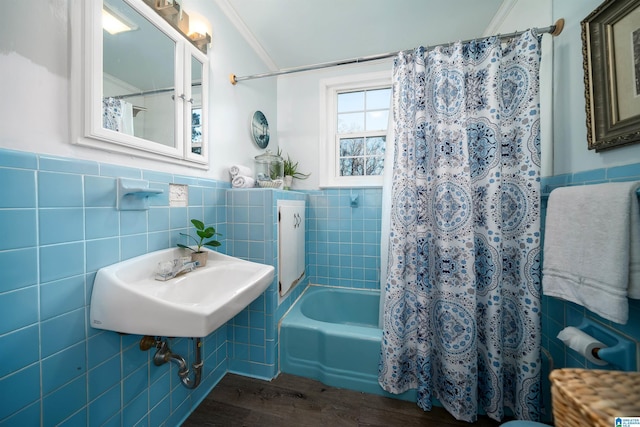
[378,30,542,422]
[103,97,134,135]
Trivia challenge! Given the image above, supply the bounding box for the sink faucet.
[155,257,198,281]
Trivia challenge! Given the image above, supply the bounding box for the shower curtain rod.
[230,18,564,85]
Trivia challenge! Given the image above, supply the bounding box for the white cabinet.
[71,0,209,168]
[278,200,306,297]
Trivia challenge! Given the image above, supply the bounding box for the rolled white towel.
[232,175,255,188]
[229,165,253,179]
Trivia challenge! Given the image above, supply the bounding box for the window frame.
[319,71,391,188]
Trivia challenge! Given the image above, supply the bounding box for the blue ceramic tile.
[58,408,87,427]
[0,149,37,169]
[40,275,85,321]
[42,342,86,394]
[149,374,170,408]
[0,286,38,335]
[188,186,203,206]
[38,172,83,208]
[39,208,84,245]
[88,355,120,400]
[148,183,169,207]
[40,308,85,358]
[85,238,119,272]
[148,231,170,252]
[572,168,606,183]
[123,342,148,377]
[148,207,169,232]
[188,206,204,223]
[150,398,170,427]
[84,176,116,208]
[121,234,147,260]
[0,209,36,250]
[88,384,121,427]
[39,155,99,175]
[123,390,148,427]
[607,163,640,179]
[0,364,40,420]
[99,164,140,179]
[0,401,40,427]
[87,332,121,369]
[40,242,84,283]
[43,377,87,426]
[249,345,265,363]
[0,248,37,292]
[143,169,173,184]
[124,366,149,403]
[85,208,119,239]
[120,210,147,235]
[173,175,200,186]
[0,325,39,378]
[170,207,188,229]
[0,168,36,208]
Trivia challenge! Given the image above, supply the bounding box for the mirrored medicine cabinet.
[71,0,209,168]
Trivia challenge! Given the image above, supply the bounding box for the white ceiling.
[217,0,507,72]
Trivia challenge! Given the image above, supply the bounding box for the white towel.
[542,181,640,324]
[232,175,255,188]
[229,165,253,179]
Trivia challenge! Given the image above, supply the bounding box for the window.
[320,72,392,188]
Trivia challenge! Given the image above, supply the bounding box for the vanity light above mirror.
[70,0,211,169]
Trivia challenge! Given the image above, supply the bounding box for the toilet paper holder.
[567,319,636,371]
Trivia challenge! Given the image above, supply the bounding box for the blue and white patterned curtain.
[378,30,542,422]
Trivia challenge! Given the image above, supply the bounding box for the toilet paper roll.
[557,327,608,365]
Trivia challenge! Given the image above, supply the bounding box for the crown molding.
[215,0,279,72]
[483,0,519,36]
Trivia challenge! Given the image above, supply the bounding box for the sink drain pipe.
[141,336,203,389]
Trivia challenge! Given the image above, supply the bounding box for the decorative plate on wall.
[251,111,270,148]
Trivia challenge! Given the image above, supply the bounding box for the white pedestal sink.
[89,248,274,337]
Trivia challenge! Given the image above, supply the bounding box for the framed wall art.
[582,0,640,151]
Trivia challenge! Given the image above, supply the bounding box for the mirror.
[102,0,176,147]
[72,0,209,167]
[191,55,203,154]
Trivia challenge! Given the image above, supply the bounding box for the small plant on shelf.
[177,219,222,266]
[278,148,309,189]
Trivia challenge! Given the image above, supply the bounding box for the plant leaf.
[203,240,221,247]
[191,219,205,230]
[177,243,195,251]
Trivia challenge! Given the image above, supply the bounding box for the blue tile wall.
[541,162,640,372]
[306,188,382,290]
[0,148,231,426]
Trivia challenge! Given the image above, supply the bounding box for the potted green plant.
[177,219,221,267]
[279,149,310,189]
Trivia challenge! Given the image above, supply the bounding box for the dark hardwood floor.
[182,373,507,427]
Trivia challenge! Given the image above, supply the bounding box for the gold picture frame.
[582,0,640,151]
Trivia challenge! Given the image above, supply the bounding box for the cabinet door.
[278,200,306,297]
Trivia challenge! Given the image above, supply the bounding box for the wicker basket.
[550,368,640,427]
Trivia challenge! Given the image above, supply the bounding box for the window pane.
[338,91,364,113]
[338,112,364,133]
[366,88,391,109]
[340,157,364,176]
[366,137,386,156]
[340,138,364,156]
[366,157,385,175]
[365,110,389,131]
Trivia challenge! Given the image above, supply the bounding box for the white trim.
[483,0,519,37]
[215,0,279,72]
[70,0,210,169]
[318,71,391,188]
